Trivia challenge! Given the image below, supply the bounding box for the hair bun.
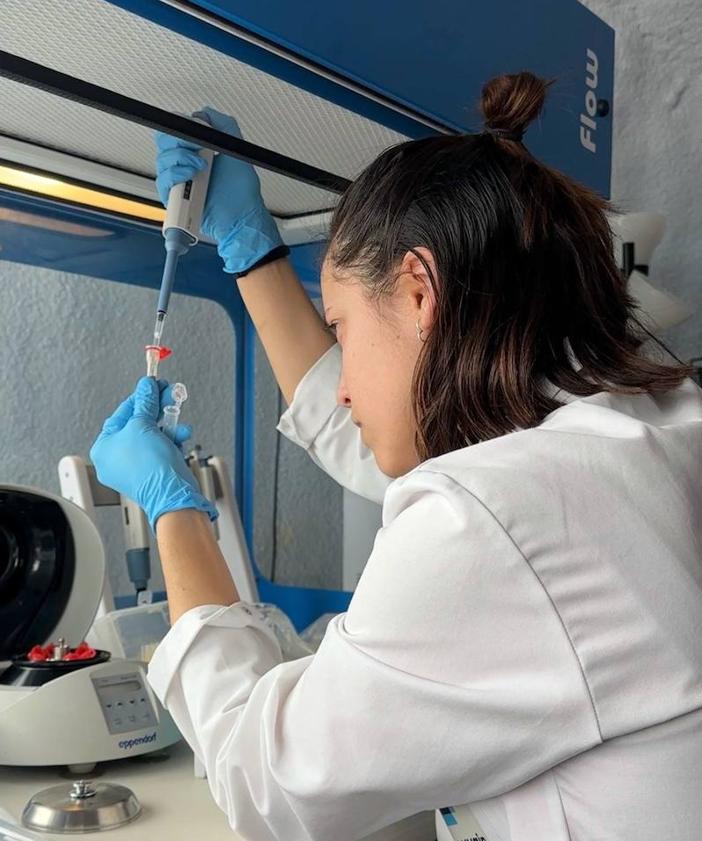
[480,72,553,140]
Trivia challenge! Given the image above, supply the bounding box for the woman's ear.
[398,247,438,334]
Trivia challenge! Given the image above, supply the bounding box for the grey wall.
[0,264,234,598]
[0,262,341,600]
[581,0,702,359]
[253,338,342,589]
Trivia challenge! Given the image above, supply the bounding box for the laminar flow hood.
[0,0,613,242]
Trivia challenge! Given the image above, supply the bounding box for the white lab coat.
[148,344,702,841]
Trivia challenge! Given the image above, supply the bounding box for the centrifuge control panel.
[92,672,158,734]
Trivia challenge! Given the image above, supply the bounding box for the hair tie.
[483,126,524,142]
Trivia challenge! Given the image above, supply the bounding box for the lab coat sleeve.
[147,469,602,841]
[276,344,392,504]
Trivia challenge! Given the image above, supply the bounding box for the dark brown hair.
[328,71,692,461]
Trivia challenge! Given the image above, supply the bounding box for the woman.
[91,73,702,840]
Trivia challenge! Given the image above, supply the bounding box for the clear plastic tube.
[153,311,166,347]
[145,346,160,378]
[161,382,188,440]
[145,343,172,378]
[145,312,168,377]
[171,382,188,406]
[161,405,180,438]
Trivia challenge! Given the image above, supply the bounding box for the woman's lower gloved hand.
[154,106,285,275]
[90,377,218,531]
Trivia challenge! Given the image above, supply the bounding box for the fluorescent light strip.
[0,164,165,222]
[0,155,331,244]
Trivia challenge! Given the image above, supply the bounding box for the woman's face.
[320,251,435,478]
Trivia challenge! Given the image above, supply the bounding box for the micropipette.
[147,112,215,376]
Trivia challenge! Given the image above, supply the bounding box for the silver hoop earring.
[416,319,426,343]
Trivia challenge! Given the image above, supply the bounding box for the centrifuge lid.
[0,485,105,661]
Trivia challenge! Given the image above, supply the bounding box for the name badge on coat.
[437,805,491,841]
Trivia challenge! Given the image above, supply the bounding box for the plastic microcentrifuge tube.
[145,344,173,378]
[161,382,188,441]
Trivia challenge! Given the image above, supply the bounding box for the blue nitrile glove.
[90,377,218,531]
[154,106,284,275]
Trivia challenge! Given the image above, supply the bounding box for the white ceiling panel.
[0,0,410,216]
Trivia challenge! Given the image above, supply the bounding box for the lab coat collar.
[541,379,582,406]
[540,341,586,407]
